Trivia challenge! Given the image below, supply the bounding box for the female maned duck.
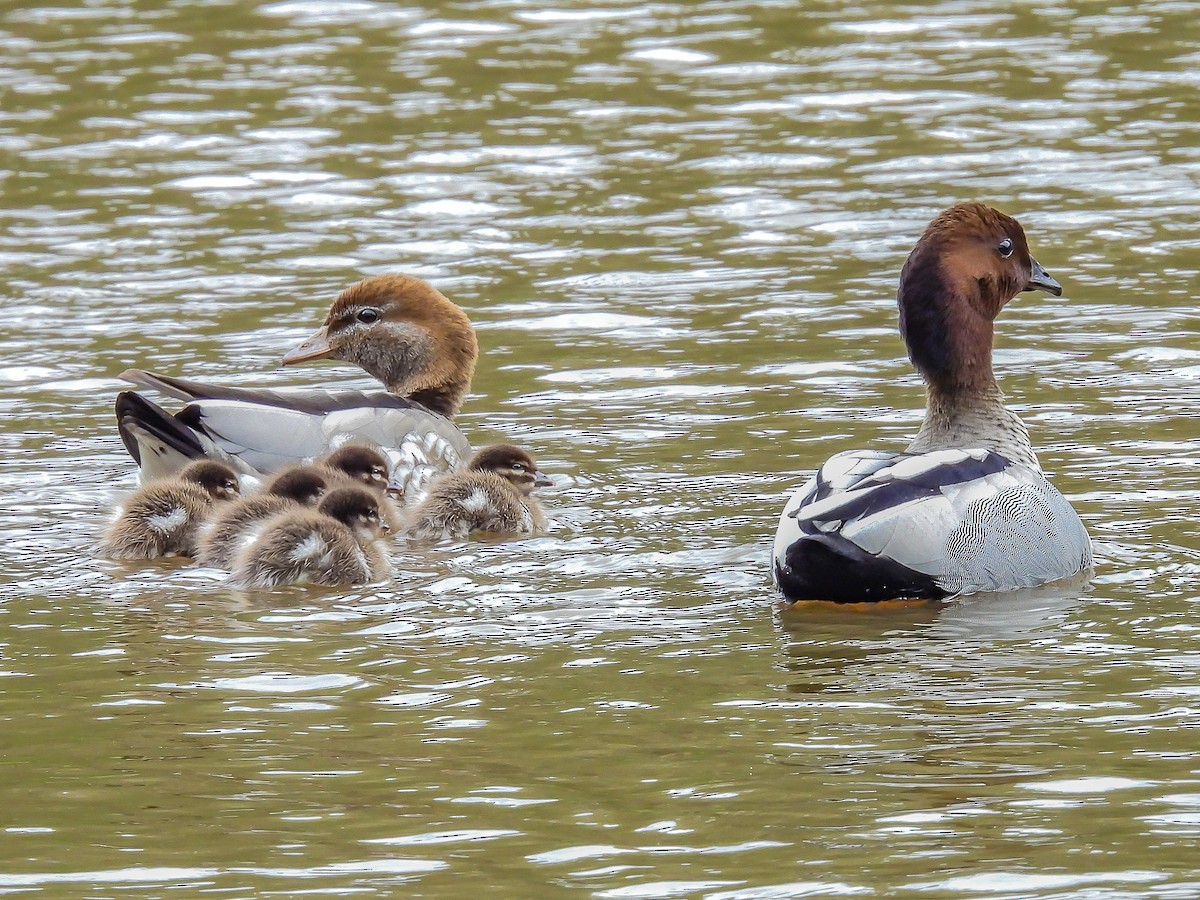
[115,274,476,495]
[773,203,1092,602]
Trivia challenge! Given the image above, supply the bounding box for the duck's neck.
[908,381,1039,470]
[406,382,467,418]
[365,324,475,418]
[899,261,1038,469]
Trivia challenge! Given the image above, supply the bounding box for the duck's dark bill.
[1026,257,1062,296]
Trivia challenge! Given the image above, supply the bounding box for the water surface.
[2,0,1200,896]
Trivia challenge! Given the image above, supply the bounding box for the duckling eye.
[511,463,525,471]
[997,238,1014,258]
[357,308,381,324]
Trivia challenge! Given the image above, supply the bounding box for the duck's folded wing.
[775,448,1092,600]
[117,370,472,487]
[173,399,336,475]
[121,368,420,416]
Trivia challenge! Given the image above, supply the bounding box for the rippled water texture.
[2,0,1199,896]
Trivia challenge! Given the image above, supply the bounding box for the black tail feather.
[115,391,205,466]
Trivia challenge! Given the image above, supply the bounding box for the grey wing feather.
[937,472,1093,595]
[184,399,470,489]
[118,370,471,489]
[121,369,429,415]
[181,400,336,473]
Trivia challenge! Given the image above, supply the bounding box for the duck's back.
[230,512,372,588]
[117,372,471,492]
[199,494,296,569]
[772,448,1092,602]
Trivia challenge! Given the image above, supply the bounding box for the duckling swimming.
[102,460,240,560]
[197,465,330,569]
[317,444,406,532]
[319,445,389,493]
[229,485,391,588]
[406,444,551,541]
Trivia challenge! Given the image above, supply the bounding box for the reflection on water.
[2,0,1199,895]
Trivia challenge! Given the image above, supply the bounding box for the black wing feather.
[114,391,206,465]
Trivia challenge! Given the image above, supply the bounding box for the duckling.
[229,485,391,588]
[102,460,240,560]
[320,445,389,493]
[406,444,552,540]
[772,202,1093,602]
[114,273,476,493]
[197,465,330,570]
[318,444,403,530]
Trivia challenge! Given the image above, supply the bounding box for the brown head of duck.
[282,274,478,418]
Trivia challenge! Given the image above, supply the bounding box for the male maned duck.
[115,274,476,495]
[406,444,552,540]
[773,202,1093,602]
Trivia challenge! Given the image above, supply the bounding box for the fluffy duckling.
[102,460,240,560]
[772,202,1092,602]
[229,486,391,588]
[406,444,552,541]
[114,273,476,491]
[320,445,389,492]
[197,466,330,569]
[318,444,403,530]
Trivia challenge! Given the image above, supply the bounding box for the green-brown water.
[3,0,1200,896]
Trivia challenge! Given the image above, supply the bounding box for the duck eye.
[511,463,525,471]
[357,308,381,324]
[997,238,1014,258]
